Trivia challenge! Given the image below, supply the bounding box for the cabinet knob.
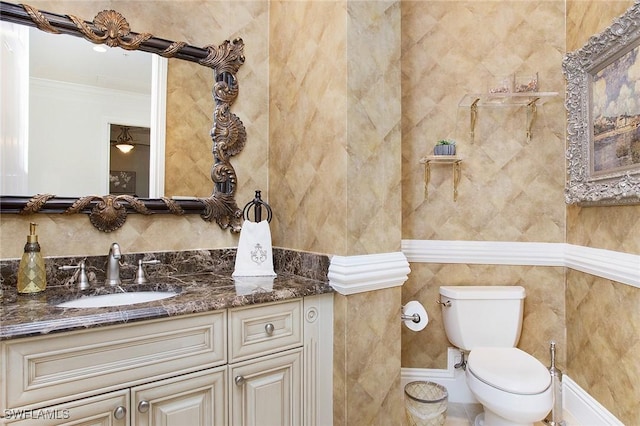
[113,405,127,420]
[264,323,275,335]
[234,375,246,386]
[138,400,150,413]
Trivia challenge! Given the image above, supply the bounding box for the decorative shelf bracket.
[459,92,558,142]
[526,97,539,143]
[470,98,480,143]
[420,156,463,202]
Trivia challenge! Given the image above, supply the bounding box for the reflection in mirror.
[0,2,246,233]
[0,21,164,197]
[110,125,151,197]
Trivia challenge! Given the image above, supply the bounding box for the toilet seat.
[468,347,551,395]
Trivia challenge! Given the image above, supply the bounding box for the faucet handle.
[59,260,90,290]
[134,259,161,284]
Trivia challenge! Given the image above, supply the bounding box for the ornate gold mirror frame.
[0,2,246,232]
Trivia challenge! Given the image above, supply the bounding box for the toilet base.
[474,410,536,426]
[474,413,484,426]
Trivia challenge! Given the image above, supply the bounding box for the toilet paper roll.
[403,300,428,331]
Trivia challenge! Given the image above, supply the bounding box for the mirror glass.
[0,21,166,197]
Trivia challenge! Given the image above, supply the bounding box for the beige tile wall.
[268,0,349,254]
[268,0,402,256]
[565,1,640,423]
[269,1,403,423]
[400,0,567,368]
[333,288,403,425]
[346,1,403,255]
[566,269,640,425]
[567,205,640,254]
[402,0,566,243]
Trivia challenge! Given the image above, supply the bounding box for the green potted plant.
[434,139,456,155]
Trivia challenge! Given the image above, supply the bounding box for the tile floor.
[443,403,578,425]
[445,403,483,425]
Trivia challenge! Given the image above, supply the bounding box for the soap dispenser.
[17,222,47,294]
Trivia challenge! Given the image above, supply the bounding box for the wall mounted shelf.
[419,156,463,201]
[458,92,558,142]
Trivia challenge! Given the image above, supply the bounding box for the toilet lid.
[468,347,551,395]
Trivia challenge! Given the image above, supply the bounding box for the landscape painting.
[591,45,640,176]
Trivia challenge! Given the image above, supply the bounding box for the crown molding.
[564,244,639,288]
[328,251,410,295]
[401,240,565,266]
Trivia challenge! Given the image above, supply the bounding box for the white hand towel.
[232,220,276,277]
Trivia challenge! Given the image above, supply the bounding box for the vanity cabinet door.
[130,366,227,426]
[1,389,130,426]
[229,348,302,426]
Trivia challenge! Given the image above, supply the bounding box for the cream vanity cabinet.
[0,295,333,426]
[228,300,303,425]
[1,310,227,426]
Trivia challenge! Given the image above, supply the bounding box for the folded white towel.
[232,220,276,277]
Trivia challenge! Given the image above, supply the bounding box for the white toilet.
[439,285,553,426]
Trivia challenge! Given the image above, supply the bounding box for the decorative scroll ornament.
[212,88,246,161]
[565,173,640,205]
[160,197,185,215]
[65,195,152,232]
[19,194,56,214]
[68,10,152,49]
[202,38,246,232]
[200,38,245,72]
[159,41,188,58]
[22,4,59,34]
[200,193,243,233]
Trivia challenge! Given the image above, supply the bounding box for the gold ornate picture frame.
[563,2,640,206]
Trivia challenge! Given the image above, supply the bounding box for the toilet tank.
[439,286,525,351]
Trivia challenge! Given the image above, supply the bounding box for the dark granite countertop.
[0,272,333,340]
[0,249,333,341]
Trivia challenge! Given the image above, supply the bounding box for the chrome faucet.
[105,242,122,286]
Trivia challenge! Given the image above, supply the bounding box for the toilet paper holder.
[400,301,449,322]
[401,300,429,331]
[401,313,421,323]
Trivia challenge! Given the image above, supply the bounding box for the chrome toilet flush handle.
[437,300,451,307]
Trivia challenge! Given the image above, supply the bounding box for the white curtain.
[1,21,29,194]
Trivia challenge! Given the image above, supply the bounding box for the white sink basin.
[56,291,177,309]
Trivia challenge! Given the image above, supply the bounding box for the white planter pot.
[434,145,456,155]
